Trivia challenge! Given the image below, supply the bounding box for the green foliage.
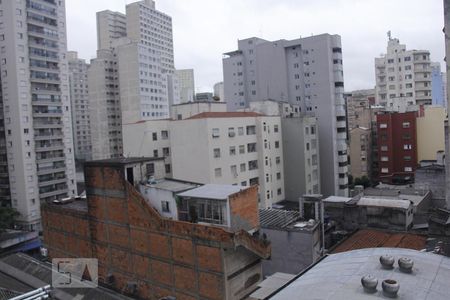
[354,175,371,188]
[0,206,19,232]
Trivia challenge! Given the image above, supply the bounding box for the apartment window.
[153,149,158,157]
[387,59,394,63]
[228,127,235,137]
[165,164,171,173]
[241,181,247,186]
[404,156,412,161]
[381,156,389,162]
[381,168,389,173]
[231,165,237,176]
[146,163,155,175]
[311,126,316,135]
[381,146,388,151]
[266,190,271,199]
[214,168,222,177]
[403,144,412,150]
[161,201,170,212]
[406,83,413,88]
[152,132,157,141]
[161,130,168,139]
[404,167,412,172]
[405,65,412,70]
[277,172,281,180]
[275,141,280,149]
[229,146,236,156]
[240,163,246,172]
[274,125,279,133]
[162,147,170,156]
[247,143,256,153]
[248,160,258,170]
[404,56,411,61]
[250,177,259,186]
[212,128,219,138]
[238,127,244,136]
[239,145,245,154]
[403,133,411,140]
[276,156,281,164]
[265,173,270,183]
[306,143,310,151]
[379,123,387,129]
[213,148,221,158]
[388,76,395,81]
[24,128,29,134]
[402,122,410,128]
[246,125,256,135]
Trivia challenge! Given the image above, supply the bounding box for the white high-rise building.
[68,51,92,161]
[176,69,195,103]
[223,35,348,197]
[0,0,77,230]
[96,10,127,50]
[89,0,176,158]
[375,36,432,109]
[214,81,225,102]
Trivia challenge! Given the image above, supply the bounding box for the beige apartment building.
[417,106,446,163]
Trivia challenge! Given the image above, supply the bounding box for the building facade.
[416,106,446,163]
[175,69,195,103]
[214,81,225,102]
[68,51,92,161]
[223,34,348,197]
[431,62,446,107]
[96,10,127,50]
[349,127,371,179]
[376,111,418,184]
[345,89,376,130]
[375,36,432,109]
[0,0,77,229]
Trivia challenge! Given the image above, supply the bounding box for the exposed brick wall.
[229,185,260,231]
[42,163,270,300]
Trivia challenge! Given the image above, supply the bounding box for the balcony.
[338,155,348,163]
[336,121,346,129]
[338,166,348,174]
[38,178,67,187]
[39,188,69,199]
[35,143,64,152]
[37,166,66,175]
[34,133,64,141]
[337,132,347,140]
[33,110,63,118]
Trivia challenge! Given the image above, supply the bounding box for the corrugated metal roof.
[177,184,244,200]
[323,196,352,203]
[259,209,300,228]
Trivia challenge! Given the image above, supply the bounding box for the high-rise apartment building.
[96,10,126,50]
[375,36,432,109]
[431,62,446,107]
[176,69,195,103]
[68,51,91,161]
[0,0,77,230]
[223,34,348,197]
[89,0,176,158]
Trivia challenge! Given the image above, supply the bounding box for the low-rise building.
[42,157,270,300]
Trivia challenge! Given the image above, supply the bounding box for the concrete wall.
[417,106,446,162]
[170,102,227,120]
[260,227,320,277]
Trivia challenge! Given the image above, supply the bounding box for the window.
[153,149,158,157]
[404,167,412,172]
[381,156,389,162]
[277,172,281,180]
[146,163,155,175]
[380,123,387,129]
[404,144,412,150]
[214,168,222,177]
[163,147,170,156]
[266,190,271,199]
[276,156,281,164]
[387,59,394,63]
[274,125,279,133]
[306,143,310,151]
[240,163,246,172]
[212,128,219,138]
[381,146,388,151]
[229,146,236,156]
[238,127,244,136]
[161,201,170,212]
[404,156,412,161]
[311,126,316,135]
[241,181,247,186]
[247,143,256,153]
[381,168,389,174]
[249,177,259,186]
[246,125,256,135]
[231,165,237,176]
[275,141,280,149]
[228,127,235,137]
[402,133,411,140]
[161,130,168,139]
[213,148,221,158]
[404,56,411,61]
[239,145,245,154]
[402,122,410,128]
[165,163,171,173]
[152,132,157,141]
[248,160,258,170]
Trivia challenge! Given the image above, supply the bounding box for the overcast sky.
[66,0,444,93]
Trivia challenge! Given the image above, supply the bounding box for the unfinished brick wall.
[229,186,260,232]
[42,163,270,300]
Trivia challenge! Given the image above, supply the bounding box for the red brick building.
[41,158,270,300]
[376,112,418,184]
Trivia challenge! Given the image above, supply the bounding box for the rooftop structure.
[265,248,450,299]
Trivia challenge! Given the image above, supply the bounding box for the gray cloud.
[66,0,444,92]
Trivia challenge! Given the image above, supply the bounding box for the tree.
[0,206,19,232]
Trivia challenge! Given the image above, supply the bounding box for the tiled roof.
[186,111,264,119]
[332,229,427,253]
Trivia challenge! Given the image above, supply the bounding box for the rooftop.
[323,196,353,204]
[177,184,246,200]
[144,179,199,193]
[186,111,263,119]
[84,157,163,167]
[332,229,427,253]
[259,209,300,229]
[269,248,450,300]
[357,197,412,209]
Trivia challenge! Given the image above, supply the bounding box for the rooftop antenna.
[387,30,392,41]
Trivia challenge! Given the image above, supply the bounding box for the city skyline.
[67,0,444,92]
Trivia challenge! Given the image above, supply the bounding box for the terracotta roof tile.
[186,111,264,120]
[332,229,427,253]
